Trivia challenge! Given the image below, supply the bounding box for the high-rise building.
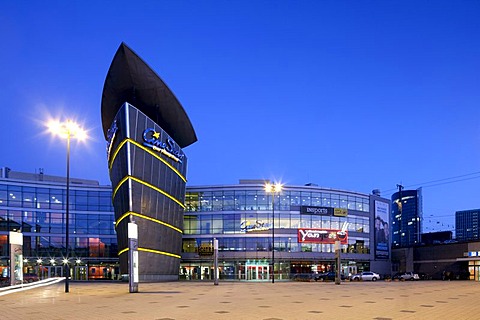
[391,188,422,247]
[456,209,479,241]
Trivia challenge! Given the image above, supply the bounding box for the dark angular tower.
[101,43,197,281]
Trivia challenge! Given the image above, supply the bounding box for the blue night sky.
[1,1,479,233]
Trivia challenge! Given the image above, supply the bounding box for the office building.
[456,209,480,242]
[391,188,422,247]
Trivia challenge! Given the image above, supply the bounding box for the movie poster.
[374,201,389,259]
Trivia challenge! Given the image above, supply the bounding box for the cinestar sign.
[297,228,348,244]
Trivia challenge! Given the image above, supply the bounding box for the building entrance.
[73,266,88,280]
[46,266,63,278]
[246,263,270,281]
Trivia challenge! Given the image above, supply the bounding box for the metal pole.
[65,133,70,293]
[335,240,341,285]
[272,192,275,284]
[214,238,219,285]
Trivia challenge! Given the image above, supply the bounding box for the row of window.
[0,184,113,212]
[185,190,370,212]
[182,237,370,254]
[0,209,115,235]
[183,213,370,235]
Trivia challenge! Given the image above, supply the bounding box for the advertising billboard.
[297,228,348,245]
[374,200,390,259]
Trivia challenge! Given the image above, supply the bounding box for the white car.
[351,271,380,281]
[400,272,420,281]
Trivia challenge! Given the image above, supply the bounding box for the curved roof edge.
[101,42,197,148]
[185,183,376,198]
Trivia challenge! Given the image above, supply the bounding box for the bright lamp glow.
[47,119,87,141]
[265,182,283,193]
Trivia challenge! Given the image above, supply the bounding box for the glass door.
[73,266,88,280]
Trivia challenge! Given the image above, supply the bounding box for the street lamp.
[48,119,86,293]
[264,182,283,283]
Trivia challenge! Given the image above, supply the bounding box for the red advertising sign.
[297,228,348,244]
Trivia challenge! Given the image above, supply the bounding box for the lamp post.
[48,119,86,293]
[265,182,282,283]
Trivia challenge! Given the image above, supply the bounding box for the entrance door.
[246,265,270,281]
[46,266,63,278]
[73,266,88,281]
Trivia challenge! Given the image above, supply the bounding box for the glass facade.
[391,188,422,248]
[0,172,117,282]
[456,209,480,241]
[1,170,392,283]
[181,183,390,281]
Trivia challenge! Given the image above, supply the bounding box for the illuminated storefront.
[0,168,117,281]
[181,181,391,281]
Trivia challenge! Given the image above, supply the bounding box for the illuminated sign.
[301,206,349,217]
[297,228,348,244]
[334,208,348,217]
[198,243,214,256]
[240,220,271,232]
[142,128,184,163]
[300,206,333,215]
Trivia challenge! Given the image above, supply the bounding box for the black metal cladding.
[101,42,197,148]
[102,43,195,281]
[108,103,187,281]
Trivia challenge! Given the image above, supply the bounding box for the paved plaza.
[0,279,479,320]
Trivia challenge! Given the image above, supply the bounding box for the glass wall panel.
[246,191,257,211]
[223,192,235,211]
[300,191,311,206]
[290,192,300,206]
[235,191,246,210]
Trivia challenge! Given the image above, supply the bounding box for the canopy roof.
[101,43,197,148]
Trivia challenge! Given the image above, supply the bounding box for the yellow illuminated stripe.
[109,139,128,169]
[112,176,185,209]
[118,247,181,259]
[138,247,181,258]
[131,176,185,208]
[112,176,129,199]
[109,138,186,183]
[116,211,183,234]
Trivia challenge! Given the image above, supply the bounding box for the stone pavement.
[0,279,479,320]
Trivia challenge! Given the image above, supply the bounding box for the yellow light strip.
[112,175,129,199]
[118,247,181,259]
[109,138,186,183]
[138,247,181,258]
[116,211,183,234]
[112,176,185,209]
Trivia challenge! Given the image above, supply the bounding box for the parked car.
[394,272,419,281]
[23,273,40,283]
[314,272,346,282]
[351,271,380,281]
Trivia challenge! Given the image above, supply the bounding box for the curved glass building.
[0,169,391,282]
[181,180,391,281]
[0,168,116,280]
